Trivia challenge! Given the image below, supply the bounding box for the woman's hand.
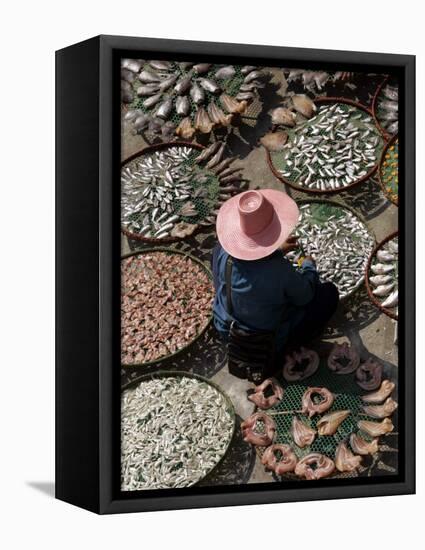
[280,236,299,254]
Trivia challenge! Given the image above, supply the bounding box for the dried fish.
[174,75,192,95]
[176,117,195,139]
[121,376,234,490]
[283,347,319,382]
[317,410,350,436]
[261,444,298,475]
[193,63,212,74]
[190,82,205,105]
[292,94,317,118]
[327,342,360,374]
[362,397,398,419]
[241,412,276,446]
[121,58,144,73]
[219,93,247,114]
[121,253,213,365]
[301,387,334,418]
[194,107,214,133]
[294,453,335,480]
[355,359,383,391]
[206,142,226,169]
[208,102,233,126]
[349,432,379,455]
[139,69,162,83]
[137,83,160,96]
[170,222,197,238]
[271,107,297,127]
[260,131,288,152]
[291,416,316,448]
[358,418,394,437]
[155,97,173,120]
[362,380,395,404]
[149,60,173,71]
[381,289,398,308]
[335,442,362,472]
[176,95,190,116]
[199,77,221,94]
[215,66,236,79]
[248,379,284,409]
[143,93,163,109]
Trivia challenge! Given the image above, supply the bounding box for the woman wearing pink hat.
[212,189,339,373]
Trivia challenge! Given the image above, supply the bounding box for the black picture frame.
[56,35,415,514]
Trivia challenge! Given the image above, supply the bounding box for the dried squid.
[358,417,394,437]
[362,397,398,419]
[291,416,316,448]
[317,410,350,436]
[349,432,379,455]
[361,380,395,403]
[335,442,362,472]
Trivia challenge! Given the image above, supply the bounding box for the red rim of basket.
[365,230,399,320]
[265,96,385,195]
[378,133,399,206]
[371,75,398,141]
[121,141,212,244]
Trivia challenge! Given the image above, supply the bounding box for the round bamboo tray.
[121,370,236,489]
[266,97,385,195]
[121,248,213,368]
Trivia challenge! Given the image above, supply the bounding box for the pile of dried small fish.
[368,235,398,311]
[121,376,234,490]
[121,252,213,365]
[121,144,243,239]
[273,102,382,191]
[376,81,398,135]
[121,59,268,137]
[380,138,398,204]
[287,203,375,298]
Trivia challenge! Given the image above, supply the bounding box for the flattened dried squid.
[361,379,395,404]
[355,358,383,391]
[248,378,284,410]
[241,412,276,447]
[291,416,316,448]
[327,342,360,374]
[358,417,394,437]
[261,444,298,475]
[294,453,335,480]
[301,387,334,418]
[317,410,350,436]
[283,347,319,382]
[335,442,362,472]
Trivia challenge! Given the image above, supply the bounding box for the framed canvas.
[56,35,415,514]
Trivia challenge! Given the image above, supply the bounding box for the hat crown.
[237,190,274,235]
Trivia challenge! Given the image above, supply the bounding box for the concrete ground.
[121,67,398,485]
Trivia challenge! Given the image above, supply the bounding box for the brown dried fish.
[362,397,398,419]
[271,107,297,127]
[356,359,383,391]
[175,117,195,139]
[328,342,360,374]
[213,157,237,175]
[335,442,362,472]
[295,453,335,480]
[261,444,298,475]
[241,412,276,446]
[358,417,394,437]
[291,416,316,448]
[292,94,317,118]
[361,380,395,403]
[283,347,319,382]
[170,222,197,238]
[260,131,288,152]
[208,102,233,126]
[248,379,284,410]
[302,387,334,418]
[194,107,214,133]
[195,141,221,163]
[206,142,226,169]
[349,433,379,455]
[317,410,350,436]
[219,93,248,114]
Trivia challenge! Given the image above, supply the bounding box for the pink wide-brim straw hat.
[216,189,299,261]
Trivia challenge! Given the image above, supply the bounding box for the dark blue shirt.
[211,243,319,351]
